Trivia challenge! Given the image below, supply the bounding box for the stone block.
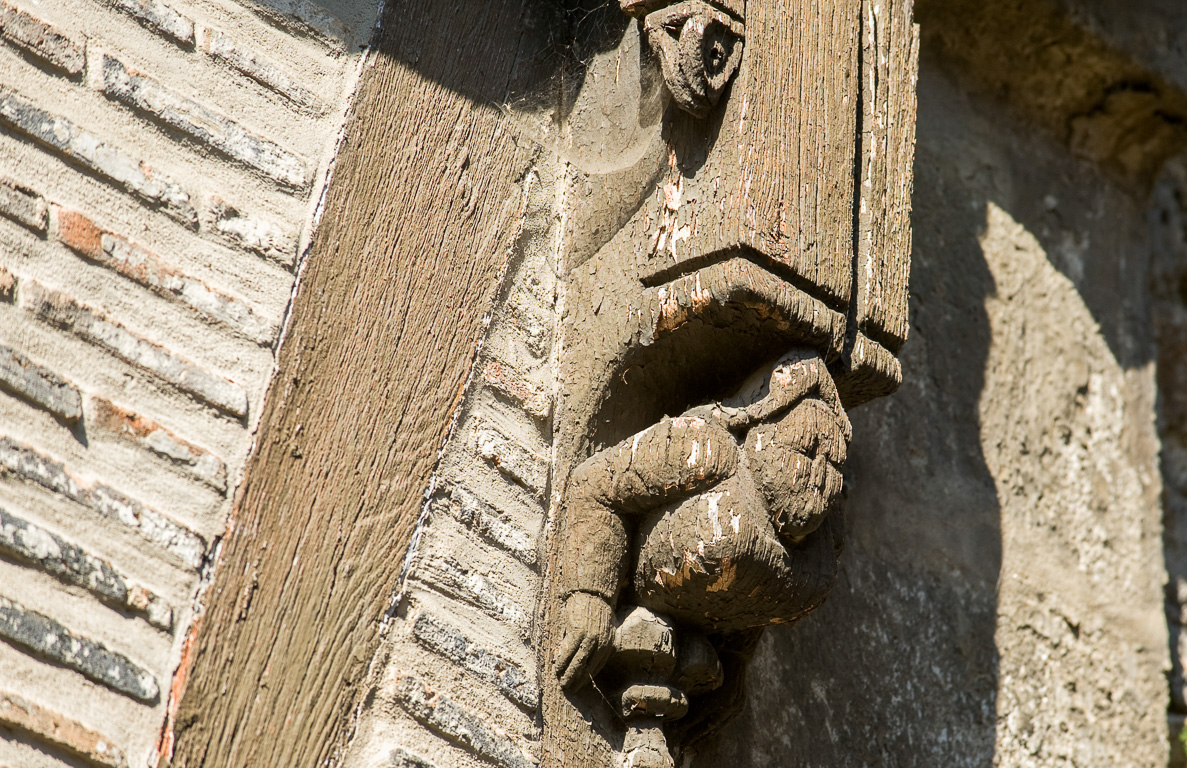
[0,176,47,233]
[235,0,349,49]
[411,612,539,711]
[56,207,278,345]
[0,595,158,702]
[91,397,226,493]
[0,1,85,76]
[102,56,309,190]
[506,300,552,360]
[412,554,527,626]
[385,747,435,768]
[102,0,192,45]
[208,197,298,267]
[475,426,548,497]
[440,484,537,568]
[202,29,320,110]
[0,343,82,422]
[0,86,196,225]
[482,360,550,420]
[0,266,13,301]
[21,280,248,418]
[0,505,172,630]
[393,672,537,768]
[0,435,206,568]
[0,690,125,768]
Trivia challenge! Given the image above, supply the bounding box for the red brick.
[0,690,126,767]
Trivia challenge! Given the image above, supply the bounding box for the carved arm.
[555,416,738,689]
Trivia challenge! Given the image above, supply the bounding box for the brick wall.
[0,0,376,762]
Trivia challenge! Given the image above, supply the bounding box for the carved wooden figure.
[543,0,918,765]
[557,351,849,765]
[157,0,918,762]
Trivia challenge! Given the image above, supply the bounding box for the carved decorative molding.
[637,0,745,118]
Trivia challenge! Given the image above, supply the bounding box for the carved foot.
[623,721,674,768]
[605,608,687,766]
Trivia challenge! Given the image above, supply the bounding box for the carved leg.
[622,721,674,768]
[604,607,688,768]
[554,417,740,690]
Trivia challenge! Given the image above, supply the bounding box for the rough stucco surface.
[0,0,377,762]
[1152,159,1187,764]
[692,53,1170,767]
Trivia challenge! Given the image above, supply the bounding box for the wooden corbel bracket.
[554,349,851,766]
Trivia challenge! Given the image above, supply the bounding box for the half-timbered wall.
[0,0,378,762]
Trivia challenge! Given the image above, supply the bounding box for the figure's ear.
[715,347,843,431]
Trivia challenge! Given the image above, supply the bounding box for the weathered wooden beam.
[167,0,539,764]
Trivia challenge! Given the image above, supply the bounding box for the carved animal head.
[643,1,744,118]
[729,352,852,542]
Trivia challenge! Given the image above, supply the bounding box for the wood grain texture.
[855,0,917,351]
[831,0,916,408]
[167,0,538,764]
[646,0,861,306]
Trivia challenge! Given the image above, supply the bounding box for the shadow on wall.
[233,0,382,53]
[1150,159,1187,761]
[692,52,1003,767]
[247,0,628,121]
[366,0,629,129]
[696,38,1167,766]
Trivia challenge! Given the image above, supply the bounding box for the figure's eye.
[706,40,726,72]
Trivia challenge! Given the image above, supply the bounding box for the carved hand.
[556,591,615,691]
